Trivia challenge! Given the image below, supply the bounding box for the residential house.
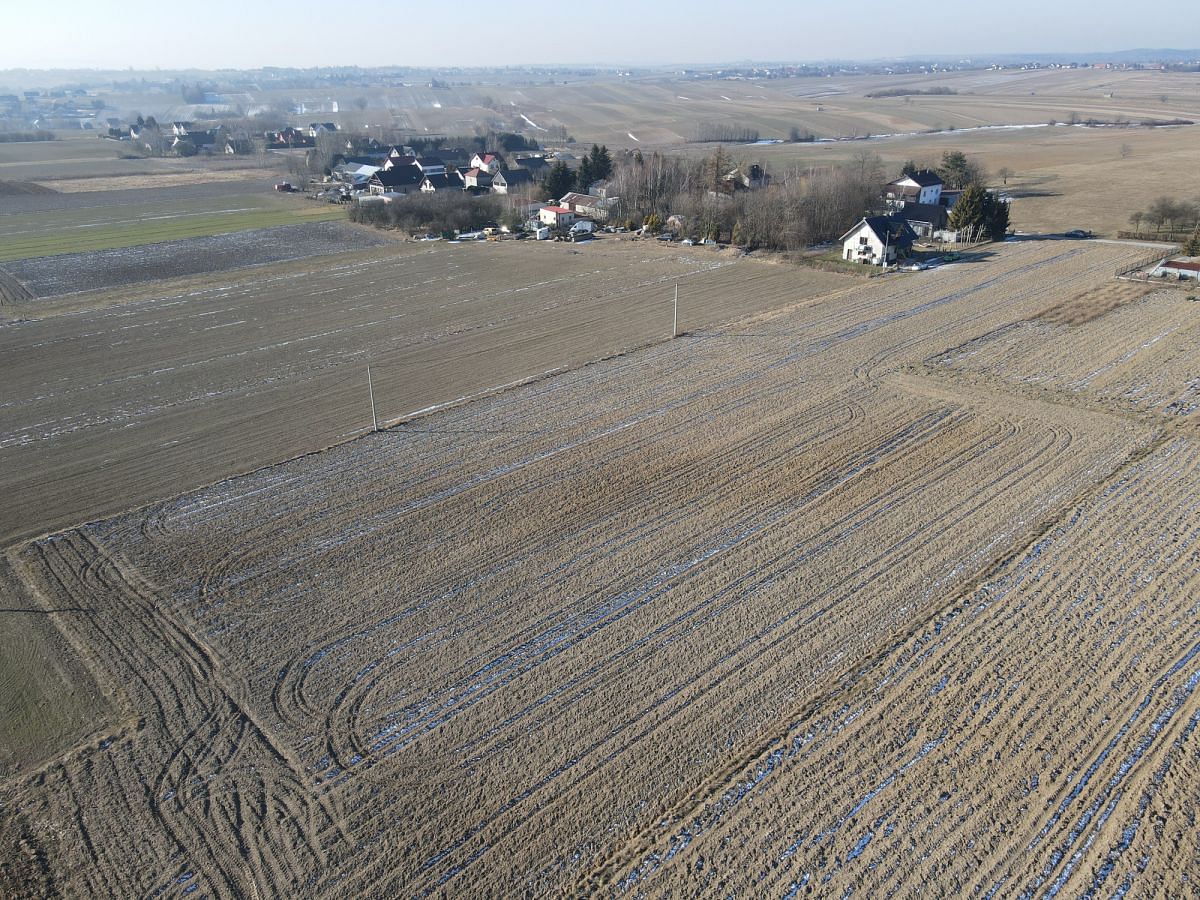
[469,152,501,174]
[308,122,337,137]
[415,156,446,175]
[492,169,532,194]
[539,205,576,228]
[381,154,417,171]
[419,171,464,192]
[884,171,943,207]
[224,138,253,155]
[462,167,494,191]
[171,121,194,136]
[369,164,423,195]
[840,216,917,266]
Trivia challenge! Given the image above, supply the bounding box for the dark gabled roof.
[841,215,917,247]
[421,172,463,190]
[897,202,948,228]
[901,170,942,187]
[372,165,423,187]
[495,169,532,185]
[512,155,547,170]
[416,156,445,168]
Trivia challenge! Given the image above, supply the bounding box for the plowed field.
[5,240,1200,898]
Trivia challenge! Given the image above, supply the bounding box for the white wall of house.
[842,224,895,266]
[539,207,575,227]
[894,175,942,205]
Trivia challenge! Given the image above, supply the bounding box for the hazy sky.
[4,0,1199,70]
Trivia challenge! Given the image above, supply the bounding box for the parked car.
[1064,229,1092,239]
[656,233,675,242]
[680,238,695,246]
[274,181,294,192]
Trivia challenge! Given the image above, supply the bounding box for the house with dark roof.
[308,122,337,137]
[884,171,943,207]
[492,169,533,194]
[840,216,917,266]
[419,171,465,192]
[895,202,949,237]
[511,155,548,175]
[369,165,424,195]
[415,156,446,175]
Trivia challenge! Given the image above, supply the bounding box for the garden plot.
[2,239,1181,899]
[1,221,389,296]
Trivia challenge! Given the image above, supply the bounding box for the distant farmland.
[7,240,1200,897]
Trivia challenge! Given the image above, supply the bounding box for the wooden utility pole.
[673,282,678,338]
[367,365,378,433]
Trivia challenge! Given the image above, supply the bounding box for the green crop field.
[0,200,343,261]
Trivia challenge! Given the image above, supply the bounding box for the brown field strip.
[8,239,1200,896]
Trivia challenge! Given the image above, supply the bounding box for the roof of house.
[895,170,943,188]
[513,155,547,169]
[421,172,463,190]
[372,165,423,186]
[496,169,531,184]
[897,202,949,227]
[840,215,918,247]
[542,205,574,215]
[416,156,445,169]
[463,167,492,179]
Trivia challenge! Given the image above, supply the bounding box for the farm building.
[896,202,950,237]
[841,216,917,266]
[539,206,577,228]
[558,191,615,221]
[884,171,943,207]
[1151,258,1200,279]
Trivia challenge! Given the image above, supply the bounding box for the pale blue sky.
[4,0,1199,70]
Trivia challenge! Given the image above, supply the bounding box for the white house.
[539,205,576,228]
[470,152,500,174]
[840,216,917,266]
[884,171,943,207]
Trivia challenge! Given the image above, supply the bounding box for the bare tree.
[997,167,1013,185]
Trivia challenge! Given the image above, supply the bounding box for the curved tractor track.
[6,240,1200,898]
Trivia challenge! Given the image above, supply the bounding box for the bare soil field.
[0,240,849,545]
[6,239,1200,897]
[0,220,391,296]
